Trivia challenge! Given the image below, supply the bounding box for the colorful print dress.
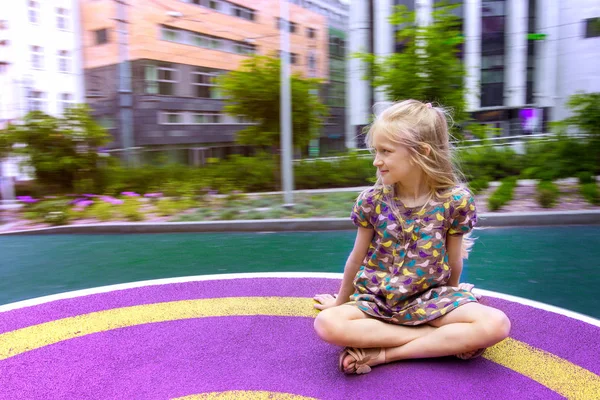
[349,185,478,326]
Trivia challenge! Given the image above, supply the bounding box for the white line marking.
[1,272,599,327]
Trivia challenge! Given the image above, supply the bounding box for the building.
[290,0,350,154]
[0,0,85,184]
[81,0,333,164]
[347,0,600,146]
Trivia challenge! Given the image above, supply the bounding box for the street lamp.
[279,0,294,206]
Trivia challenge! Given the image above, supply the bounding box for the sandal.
[456,347,486,360]
[338,347,383,375]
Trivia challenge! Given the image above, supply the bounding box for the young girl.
[313,99,511,375]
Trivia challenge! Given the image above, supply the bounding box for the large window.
[58,50,70,73]
[480,0,506,107]
[191,70,221,98]
[232,5,255,21]
[145,64,178,95]
[585,18,600,38]
[276,18,298,33]
[95,29,109,45]
[28,90,45,112]
[57,7,69,30]
[159,26,254,55]
[31,46,44,69]
[193,112,222,124]
[29,0,40,24]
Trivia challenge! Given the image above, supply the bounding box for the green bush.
[153,198,196,216]
[87,201,116,221]
[459,146,523,182]
[536,181,560,208]
[23,199,71,223]
[119,198,145,221]
[468,177,490,194]
[488,178,517,211]
[580,183,600,205]
[578,171,595,185]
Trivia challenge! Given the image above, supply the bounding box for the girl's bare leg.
[314,304,436,349]
[315,303,510,370]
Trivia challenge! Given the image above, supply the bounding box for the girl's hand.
[313,294,339,310]
[457,282,482,300]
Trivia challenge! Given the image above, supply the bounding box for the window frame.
[191,71,220,99]
[58,93,74,114]
[95,29,109,45]
[27,90,45,112]
[585,17,600,38]
[160,112,187,125]
[192,112,222,124]
[58,50,70,73]
[28,0,40,24]
[56,7,69,30]
[30,45,44,69]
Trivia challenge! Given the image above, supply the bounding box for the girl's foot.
[339,347,386,375]
[456,348,486,360]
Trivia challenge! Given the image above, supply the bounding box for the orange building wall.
[81,0,328,79]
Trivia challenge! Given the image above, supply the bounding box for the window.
[95,29,108,45]
[307,27,316,39]
[232,5,255,21]
[290,53,298,65]
[29,0,40,24]
[236,115,252,124]
[161,112,185,125]
[276,18,297,33]
[145,64,178,95]
[58,93,73,113]
[234,43,255,55]
[161,26,181,42]
[585,18,600,38]
[31,46,44,69]
[58,50,70,73]
[28,90,45,112]
[208,0,221,10]
[57,8,69,30]
[193,112,222,124]
[308,52,316,73]
[191,71,220,98]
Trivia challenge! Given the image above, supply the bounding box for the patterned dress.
[349,184,478,326]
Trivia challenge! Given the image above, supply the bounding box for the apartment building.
[81,0,331,164]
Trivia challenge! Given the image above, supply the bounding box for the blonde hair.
[365,99,474,258]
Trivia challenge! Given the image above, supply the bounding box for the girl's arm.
[313,226,374,310]
[335,226,374,305]
[446,234,464,287]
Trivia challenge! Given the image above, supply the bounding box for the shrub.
[578,171,595,185]
[536,181,560,208]
[87,201,116,221]
[119,198,145,221]
[487,178,517,211]
[468,177,490,194]
[580,183,600,205]
[23,198,71,223]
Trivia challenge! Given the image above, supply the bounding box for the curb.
[1,210,599,236]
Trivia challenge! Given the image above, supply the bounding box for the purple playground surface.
[0,276,599,400]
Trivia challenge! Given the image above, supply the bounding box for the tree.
[218,55,328,152]
[356,3,467,126]
[2,104,111,193]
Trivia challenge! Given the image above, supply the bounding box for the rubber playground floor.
[1,227,600,399]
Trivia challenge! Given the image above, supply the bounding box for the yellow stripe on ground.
[0,297,599,399]
[173,391,317,399]
[0,297,317,361]
[483,338,600,400]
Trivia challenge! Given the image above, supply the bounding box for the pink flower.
[121,191,140,197]
[144,192,163,198]
[16,196,39,204]
[100,196,124,205]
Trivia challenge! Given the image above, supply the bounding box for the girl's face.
[372,133,420,186]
